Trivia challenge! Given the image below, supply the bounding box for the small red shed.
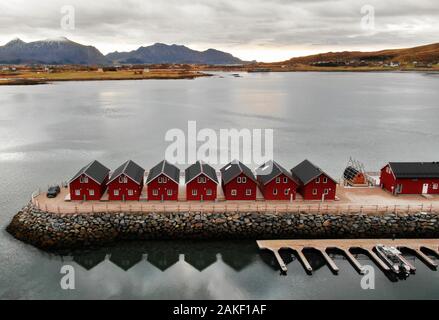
[380,162,439,195]
[146,160,180,201]
[291,160,337,201]
[220,160,257,200]
[256,160,299,201]
[69,160,110,201]
[107,160,145,201]
[185,161,218,201]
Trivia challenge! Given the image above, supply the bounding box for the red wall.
[380,165,439,195]
[186,174,217,201]
[258,173,298,200]
[69,174,108,201]
[222,173,257,200]
[147,174,179,201]
[298,173,336,201]
[108,174,143,201]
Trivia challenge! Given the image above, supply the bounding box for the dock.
[257,239,439,274]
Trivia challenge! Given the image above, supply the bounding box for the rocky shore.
[7,202,439,250]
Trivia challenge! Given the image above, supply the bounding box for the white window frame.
[198,176,206,184]
[273,188,278,195]
[80,176,88,184]
[316,177,320,184]
[246,189,252,196]
[114,190,119,196]
[242,177,247,184]
[206,189,212,196]
[433,183,439,190]
[152,189,158,196]
[75,189,80,196]
[89,189,95,196]
[167,189,173,196]
[237,177,242,184]
[192,189,197,196]
[312,188,318,195]
[276,177,281,184]
[231,189,237,196]
[283,177,288,183]
[284,188,290,195]
[324,189,329,195]
[128,189,134,196]
[323,177,328,184]
[119,176,128,184]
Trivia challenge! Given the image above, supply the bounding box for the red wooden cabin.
[185,161,218,201]
[291,160,337,201]
[107,160,145,201]
[220,160,257,200]
[256,160,299,200]
[380,162,439,195]
[146,160,180,201]
[69,160,110,201]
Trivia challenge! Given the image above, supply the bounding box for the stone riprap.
[6,202,439,250]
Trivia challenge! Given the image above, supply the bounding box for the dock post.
[271,249,288,274]
[320,249,339,274]
[343,249,365,274]
[295,249,313,274]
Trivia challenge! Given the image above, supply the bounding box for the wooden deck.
[257,239,439,274]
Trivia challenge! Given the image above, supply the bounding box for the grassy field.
[0,69,210,85]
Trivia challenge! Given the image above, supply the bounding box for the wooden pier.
[257,239,439,274]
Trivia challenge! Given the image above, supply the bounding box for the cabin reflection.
[69,241,258,273]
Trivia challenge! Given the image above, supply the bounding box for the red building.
[220,160,257,200]
[69,160,110,201]
[291,160,337,201]
[185,161,218,201]
[146,160,180,201]
[380,162,439,195]
[256,160,299,200]
[107,160,145,201]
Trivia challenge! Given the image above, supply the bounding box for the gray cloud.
[0,0,438,61]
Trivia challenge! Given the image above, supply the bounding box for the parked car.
[47,186,61,198]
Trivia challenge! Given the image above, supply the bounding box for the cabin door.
[422,183,429,194]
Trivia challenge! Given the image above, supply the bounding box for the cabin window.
[316,177,320,184]
[75,189,80,196]
[276,177,281,184]
[284,188,290,195]
[246,189,252,196]
[237,177,242,183]
[433,183,439,190]
[273,188,278,195]
[89,190,94,196]
[80,176,88,184]
[324,189,329,195]
[198,176,206,184]
[152,189,158,196]
[206,189,212,196]
[192,189,197,196]
[128,190,133,196]
[312,189,318,195]
[323,177,328,183]
[231,189,237,196]
[167,189,173,196]
[283,177,288,183]
[114,190,119,196]
[119,176,128,183]
[242,177,247,183]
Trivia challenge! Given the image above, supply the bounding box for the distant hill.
[0,37,107,65]
[280,43,439,65]
[106,43,244,65]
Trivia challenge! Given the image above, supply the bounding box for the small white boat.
[376,245,411,276]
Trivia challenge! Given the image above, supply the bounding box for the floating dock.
[257,239,439,274]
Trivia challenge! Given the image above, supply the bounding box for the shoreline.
[7,202,439,251]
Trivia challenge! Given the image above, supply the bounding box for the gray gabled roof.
[291,159,336,185]
[146,160,180,184]
[185,161,218,184]
[108,160,145,185]
[220,160,256,185]
[388,162,439,179]
[70,160,110,185]
[256,160,298,185]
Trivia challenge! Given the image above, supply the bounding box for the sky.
[0,0,438,62]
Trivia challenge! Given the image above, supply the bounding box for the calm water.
[1,72,439,299]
